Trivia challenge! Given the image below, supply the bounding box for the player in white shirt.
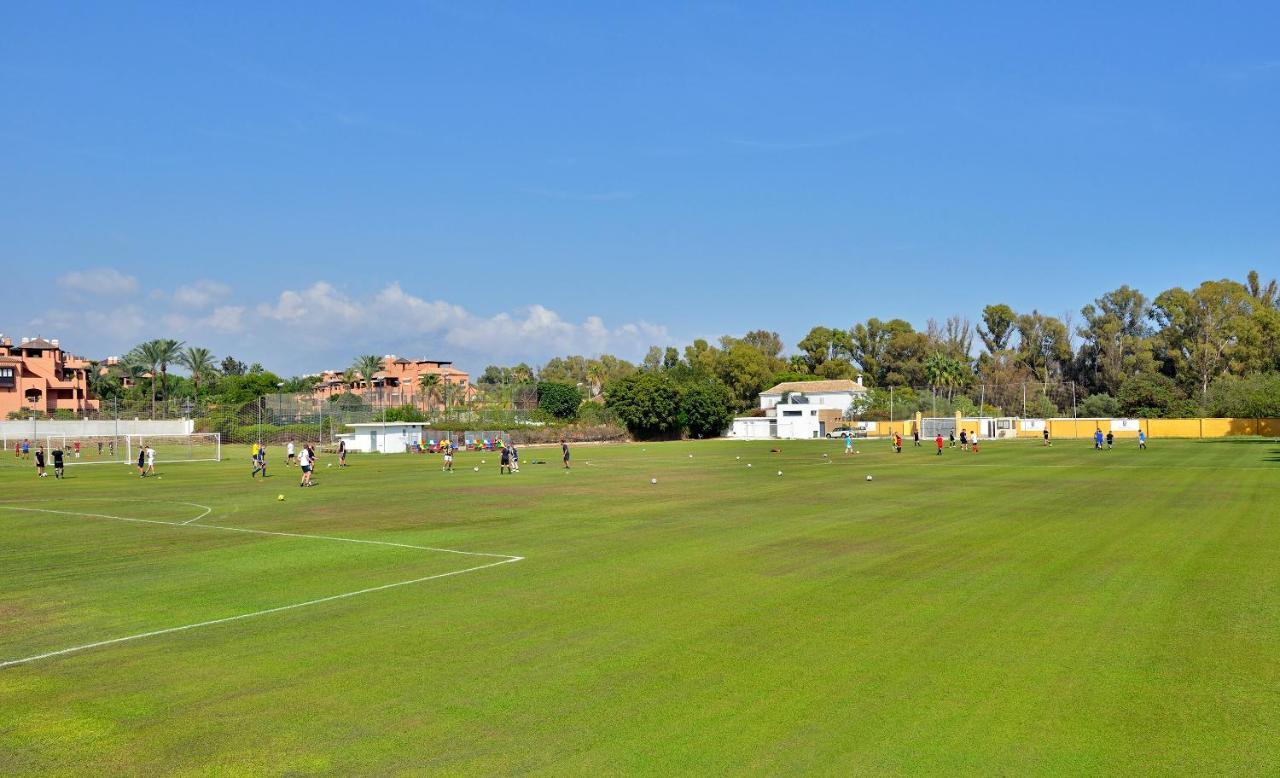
[286,440,296,467]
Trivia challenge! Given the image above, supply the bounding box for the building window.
[782,410,802,417]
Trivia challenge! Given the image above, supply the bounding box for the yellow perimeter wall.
[1026,418,1280,439]
[869,418,1280,438]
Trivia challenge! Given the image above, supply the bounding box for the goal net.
[33,433,222,466]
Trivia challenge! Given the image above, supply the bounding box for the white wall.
[342,425,422,453]
[729,418,775,440]
[774,408,823,439]
[0,418,193,440]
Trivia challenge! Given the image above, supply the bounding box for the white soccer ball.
[747,463,752,468]
[473,466,479,472]
[481,460,486,465]
[327,463,332,468]
[650,478,657,484]
[688,454,693,458]
[866,475,873,481]
[735,456,741,460]
[777,471,783,476]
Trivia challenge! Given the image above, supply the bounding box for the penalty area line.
[0,556,522,670]
[0,502,524,669]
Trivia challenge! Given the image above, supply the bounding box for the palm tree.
[126,340,167,419]
[586,360,607,399]
[177,346,218,409]
[154,338,184,415]
[442,381,461,413]
[353,354,385,401]
[341,368,358,391]
[418,373,442,411]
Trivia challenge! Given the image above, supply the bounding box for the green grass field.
[2,437,1278,775]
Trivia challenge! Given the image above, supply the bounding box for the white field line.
[0,502,523,669]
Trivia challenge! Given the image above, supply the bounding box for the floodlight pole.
[1071,381,1077,419]
[889,386,894,423]
[1022,382,1026,418]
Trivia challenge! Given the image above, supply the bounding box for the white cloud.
[205,306,246,333]
[21,280,672,376]
[256,281,670,364]
[56,268,139,297]
[258,281,363,325]
[172,280,232,309]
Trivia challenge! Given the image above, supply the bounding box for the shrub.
[1078,393,1120,418]
[537,382,584,420]
[681,380,734,438]
[605,372,682,439]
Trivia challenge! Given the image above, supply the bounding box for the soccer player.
[34,446,46,477]
[137,445,147,477]
[338,438,347,467]
[561,439,571,470]
[73,440,81,459]
[499,444,512,474]
[971,430,979,454]
[21,438,30,459]
[146,444,157,475]
[286,440,296,467]
[1094,428,1104,450]
[298,445,312,486]
[913,429,921,447]
[1042,428,1051,447]
[948,431,955,448]
[959,429,967,450]
[845,435,854,455]
[893,432,902,454]
[511,444,520,473]
[442,439,453,472]
[935,433,944,455]
[1105,431,1114,450]
[51,446,65,479]
[97,440,104,457]
[1138,429,1147,450]
[252,446,267,478]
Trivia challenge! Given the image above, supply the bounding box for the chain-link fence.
[844,380,1089,422]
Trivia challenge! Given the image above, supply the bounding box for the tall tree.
[796,326,850,372]
[1076,286,1154,395]
[177,346,218,408]
[353,355,385,399]
[849,318,928,386]
[1246,269,1279,310]
[126,339,182,419]
[418,373,442,410]
[977,304,1018,355]
[1152,280,1255,398]
[1014,311,1071,384]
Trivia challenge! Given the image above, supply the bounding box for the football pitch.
[2,438,1277,775]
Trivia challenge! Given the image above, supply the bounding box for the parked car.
[827,426,868,438]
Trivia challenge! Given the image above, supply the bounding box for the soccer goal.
[38,433,222,466]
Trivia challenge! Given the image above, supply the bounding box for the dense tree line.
[477,270,1280,436]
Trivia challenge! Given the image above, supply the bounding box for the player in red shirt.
[935,433,944,455]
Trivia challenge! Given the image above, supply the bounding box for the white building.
[729,378,869,440]
[339,422,433,454]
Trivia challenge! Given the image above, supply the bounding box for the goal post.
[32,433,222,466]
[122,433,222,466]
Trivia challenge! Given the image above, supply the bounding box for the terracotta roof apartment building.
[0,335,99,417]
[311,355,472,407]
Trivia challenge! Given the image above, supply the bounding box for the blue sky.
[2,2,1277,376]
